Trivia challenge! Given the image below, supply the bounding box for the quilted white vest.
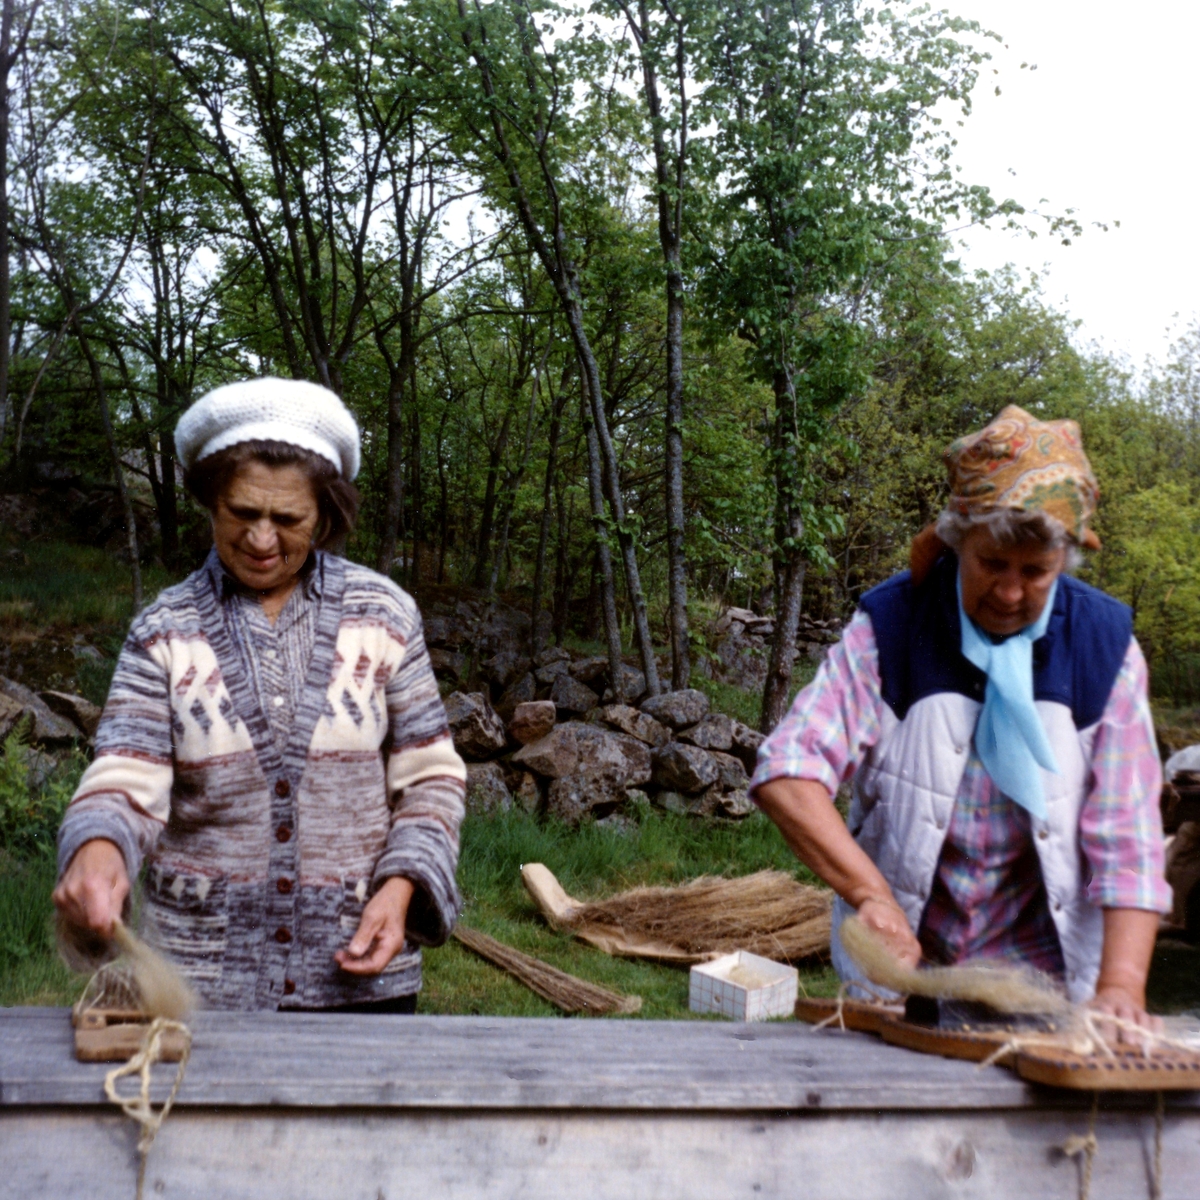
[830,692,1103,1003]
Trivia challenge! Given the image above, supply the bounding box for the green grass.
[691,662,817,729]
[0,853,84,1007]
[0,540,179,630]
[427,805,840,1017]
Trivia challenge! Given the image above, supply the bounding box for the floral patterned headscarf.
[943,405,1100,548]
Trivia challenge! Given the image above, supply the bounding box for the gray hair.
[935,507,1082,570]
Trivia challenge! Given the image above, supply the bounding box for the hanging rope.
[104,1017,193,1200]
[1061,1092,1100,1200]
[1152,1090,1165,1200]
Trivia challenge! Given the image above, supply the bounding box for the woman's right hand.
[856,895,922,968]
[52,839,130,940]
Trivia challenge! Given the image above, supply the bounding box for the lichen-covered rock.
[709,627,769,692]
[549,673,599,715]
[570,722,652,787]
[653,790,692,816]
[428,647,467,682]
[466,762,512,815]
[534,659,571,687]
[511,725,579,778]
[496,672,536,721]
[694,784,756,819]
[678,712,734,752]
[650,741,719,793]
[569,655,608,684]
[639,688,710,731]
[509,699,557,745]
[601,664,647,706]
[709,750,749,792]
[442,691,507,760]
[38,690,102,740]
[0,677,82,745]
[0,692,26,743]
[546,774,623,824]
[729,720,766,772]
[513,770,543,814]
[481,647,528,689]
[533,646,571,668]
[597,704,670,748]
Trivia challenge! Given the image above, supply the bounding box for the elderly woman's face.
[212,461,320,593]
[959,525,1066,637]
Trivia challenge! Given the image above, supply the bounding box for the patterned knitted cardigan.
[56,550,467,1011]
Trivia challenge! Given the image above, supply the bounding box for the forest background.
[1,0,1199,728]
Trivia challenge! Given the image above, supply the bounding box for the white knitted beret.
[175,377,361,481]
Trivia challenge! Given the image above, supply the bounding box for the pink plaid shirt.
[751,610,1170,972]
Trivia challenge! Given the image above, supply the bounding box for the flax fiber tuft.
[839,915,1071,1014]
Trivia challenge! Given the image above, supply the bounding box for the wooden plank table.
[2,1006,1198,1199]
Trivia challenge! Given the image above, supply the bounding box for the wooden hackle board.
[73,1007,187,1063]
[1016,1044,1200,1091]
[795,996,1200,1089]
[793,996,902,1035]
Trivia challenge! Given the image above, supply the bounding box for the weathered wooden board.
[4,1007,1200,1200]
[2,1005,1054,1110]
[2,1108,1197,1200]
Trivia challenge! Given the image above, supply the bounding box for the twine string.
[1061,1093,1099,1200]
[1153,1090,1165,1200]
[103,1017,192,1200]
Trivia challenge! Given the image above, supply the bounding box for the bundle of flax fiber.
[521,863,832,963]
[451,925,641,1014]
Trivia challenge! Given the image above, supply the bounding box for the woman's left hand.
[335,876,415,975]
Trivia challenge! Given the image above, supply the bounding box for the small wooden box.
[689,951,798,1022]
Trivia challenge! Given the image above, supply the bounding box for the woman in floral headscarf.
[752,406,1169,1032]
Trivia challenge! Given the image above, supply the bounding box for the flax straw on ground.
[560,871,832,962]
[451,926,641,1015]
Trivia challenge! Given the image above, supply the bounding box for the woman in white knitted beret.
[52,378,468,1012]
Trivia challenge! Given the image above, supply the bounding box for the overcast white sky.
[946,0,1200,369]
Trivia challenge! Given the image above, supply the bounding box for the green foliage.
[0,733,87,861]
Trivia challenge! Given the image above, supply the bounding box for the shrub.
[0,732,86,861]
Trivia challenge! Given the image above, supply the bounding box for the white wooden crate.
[688,950,798,1022]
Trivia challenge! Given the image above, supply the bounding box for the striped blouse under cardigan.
[56,549,467,1011]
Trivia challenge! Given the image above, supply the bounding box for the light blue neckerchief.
[957,573,1059,819]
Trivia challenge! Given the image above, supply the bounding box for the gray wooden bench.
[2,1006,1197,1199]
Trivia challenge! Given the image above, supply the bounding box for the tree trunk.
[624,0,690,688]
[159,438,179,566]
[760,369,806,732]
[564,304,661,697]
[436,403,451,584]
[409,401,422,587]
[0,3,10,456]
[531,386,566,654]
[579,383,625,700]
[552,487,572,646]
[75,321,143,613]
[378,368,405,576]
[473,437,504,589]
[664,266,689,688]
[761,549,805,733]
[455,1,657,693]
[489,338,548,600]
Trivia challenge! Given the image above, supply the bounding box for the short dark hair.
[182,439,360,551]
